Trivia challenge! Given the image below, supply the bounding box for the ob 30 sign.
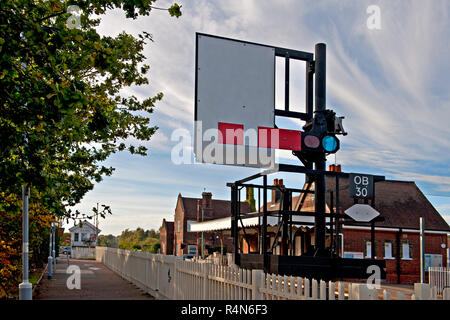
[349,173,374,199]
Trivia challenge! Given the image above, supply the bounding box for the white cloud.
[71,0,450,234]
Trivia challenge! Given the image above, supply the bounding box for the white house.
[69,220,101,247]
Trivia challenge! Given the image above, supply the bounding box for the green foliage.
[117,227,160,252]
[168,3,182,18]
[0,193,53,298]
[0,0,182,221]
[151,242,160,253]
[60,232,71,246]
[246,187,256,212]
[97,234,118,248]
[0,0,180,299]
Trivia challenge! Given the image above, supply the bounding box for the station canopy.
[189,214,331,232]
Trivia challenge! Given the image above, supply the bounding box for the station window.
[365,240,373,258]
[401,242,412,260]
[384,241,393,259]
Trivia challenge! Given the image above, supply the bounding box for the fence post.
[252,269,264,300]
[414,283,430,300]
[431,286,437,300]
[348,283,352,300]
[443,288,450,300]
[352,283,370,300]
[283,275,289,299]
[328,281,335,300]
[304,278,310,300]
[338,282,345,300]
[202,263,210,300]
[319,280,326,300]
[173,257,178,300]
[311,279,318,300]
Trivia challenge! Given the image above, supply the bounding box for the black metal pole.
[231,184,239,265]
[330,191,334,256]
[263,175,268,270]
[313,43,327,256]
[335,174,340,257]
[396,228,402,284]
[371,221,376,259]
[281,190,289,255]
[258,187,261,254]
[289,191,293,256]
[306,61,314,120]
[285,54,290,111]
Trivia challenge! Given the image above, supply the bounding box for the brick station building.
[160,219,174,255]
[160,192,251,257]
[260,176,450,284]
[320,175,450,284]
[188,176,449,284]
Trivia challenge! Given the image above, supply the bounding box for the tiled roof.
[288,176,450,231]
[181,197,251,220]
[163,220,174,233]
[325,177,450,231]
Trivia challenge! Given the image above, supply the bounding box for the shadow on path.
[35,258,154,300]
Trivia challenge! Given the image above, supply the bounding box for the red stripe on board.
[218,122,244,145]
[258,127,302,150]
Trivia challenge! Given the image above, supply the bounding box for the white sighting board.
[194,33,276,168]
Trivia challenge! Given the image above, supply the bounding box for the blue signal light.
[322,135,338,152]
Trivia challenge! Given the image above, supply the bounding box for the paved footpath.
[35,258,154,300]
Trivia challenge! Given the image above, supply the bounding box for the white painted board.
[194,33,275,168]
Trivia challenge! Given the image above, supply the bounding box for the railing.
[429,267,450,295]
[71,247,96,259]
[96,247,449,300]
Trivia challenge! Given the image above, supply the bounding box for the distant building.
[69,220,101,247]
[160,219,174,255]
[160,192,251,257]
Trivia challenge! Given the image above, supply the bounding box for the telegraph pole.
[420,217,425,283]
[52,221,56,269]
[48,224,53,279]
[95,202,99,245]
[313,43,327,256]
[19,185,32,300]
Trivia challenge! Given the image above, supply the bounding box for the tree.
[97,234,118,247]
[246,187,256,212]
[0,0,181,298]
[0,193,53,298]
[0,0,182,220]
[117,227,159,252]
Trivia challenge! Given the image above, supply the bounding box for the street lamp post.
[48,224,53,280]
[19,186,32,300]
[52,221,56,270]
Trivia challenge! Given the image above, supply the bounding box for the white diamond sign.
[344,204,380,222]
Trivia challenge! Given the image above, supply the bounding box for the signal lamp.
[322,135,339,153]
[304,135,320,148]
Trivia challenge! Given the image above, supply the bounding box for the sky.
[65,0,450,236]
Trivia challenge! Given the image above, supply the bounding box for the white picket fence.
[96,247,449,300]
[71,247,96,259]
[429,267,450,295]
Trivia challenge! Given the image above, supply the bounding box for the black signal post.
[313,43,327,256]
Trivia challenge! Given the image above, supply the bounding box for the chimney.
[271,179,284,203]
[202,192,212,209]
[328,164,341,172]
